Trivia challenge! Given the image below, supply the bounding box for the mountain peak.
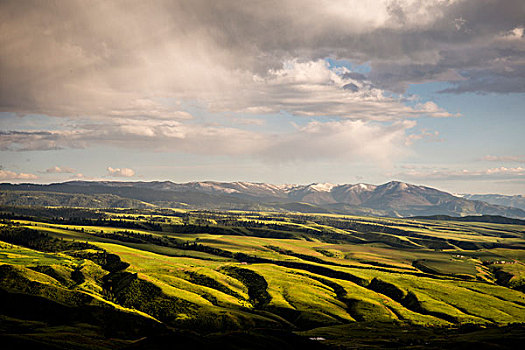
[308,183,337,192]
[353,183,376,191]
[2,180,525,218]
[384,180,408,187]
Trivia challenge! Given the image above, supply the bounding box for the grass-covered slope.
[1,208,524,348]
[0,191,155,209]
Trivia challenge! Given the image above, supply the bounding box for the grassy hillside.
[1,207,524,348]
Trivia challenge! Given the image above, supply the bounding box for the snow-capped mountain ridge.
[308,183,336,192]
[8,180,524,218]
[460,194,525,211]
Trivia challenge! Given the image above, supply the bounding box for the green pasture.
[1,208,525,338]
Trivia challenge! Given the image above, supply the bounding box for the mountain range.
[457,193,525,211]
[1,180,525,219]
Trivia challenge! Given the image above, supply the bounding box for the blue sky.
[1,0,524,194]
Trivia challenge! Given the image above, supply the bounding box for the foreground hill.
[1,207,524,349]
[2,180,525,219]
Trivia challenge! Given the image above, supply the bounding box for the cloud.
[395,166,525,181]
[405,128,442,145]
[230,117,266,126]
[0,169,38,180]
[0,0,521,176]
[259,119,414,163]
[0,119,263,155]
[214,59,457,120]
[0,130,87,151]
[483,155,525,163]
[107,167,135,177]
[0,116,415,164]
[413,102,458,118]
[486,166,525,175]
[3,0,513,125]
[68,173,97,180]
[44,166,76,174]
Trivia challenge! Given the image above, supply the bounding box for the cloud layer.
[483,155,525,163]
[0,116,415,165]
[0,0,523,191]
[396,166,525,181]
[3,0,521,121]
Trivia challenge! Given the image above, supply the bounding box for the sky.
[1,0,524,195]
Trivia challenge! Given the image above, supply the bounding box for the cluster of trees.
[70,250,129,273]
[219,266,270,308]
[0,223,95,252]
[65,218,164,231]
[0,206,104,220]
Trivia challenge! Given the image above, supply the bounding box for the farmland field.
[1,206,524,349]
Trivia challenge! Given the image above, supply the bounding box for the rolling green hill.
[1,207,524,348]
[0,191,155,209]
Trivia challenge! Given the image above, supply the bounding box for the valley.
[1,206,524,349]
[4,1,524,348]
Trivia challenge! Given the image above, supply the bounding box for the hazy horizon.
[1,1,524,196]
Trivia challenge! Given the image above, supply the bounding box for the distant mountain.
[459,194,525,211]
[2,180,525,219]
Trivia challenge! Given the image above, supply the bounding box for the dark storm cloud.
[0,0,521,169]
[1,0,523,120]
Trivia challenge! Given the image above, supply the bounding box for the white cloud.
[482,155,525,163]
[0,169,38,180]
[453,17,467,32]
[259,119,415,163]
[0,116,415,165]
[486,166,525,175]
[413,102,459,118]
[501,26,524,41]
[225,59,457,120]
[107,167,135,178]
[405,128,442,145]
[44,166,76,174]
[396,166,525,180]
